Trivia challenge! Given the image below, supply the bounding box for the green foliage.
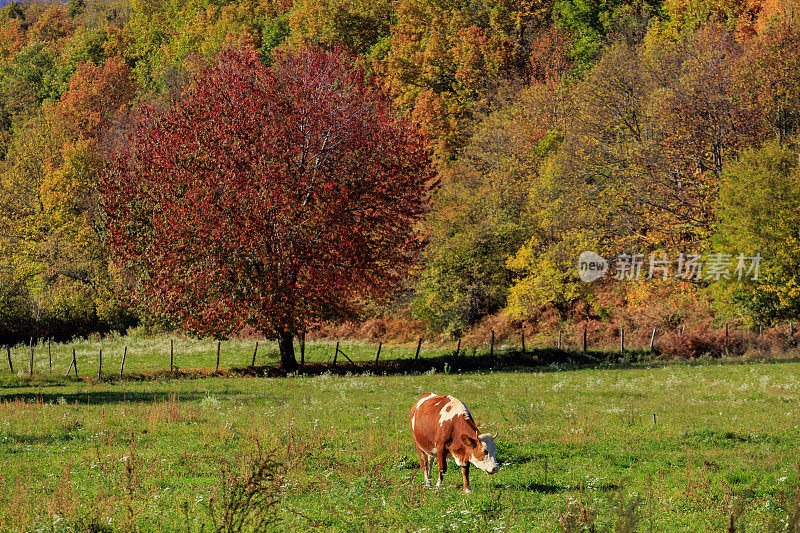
[0,3,26,23]
[413,86,564,332]
[65,28,109,67]
[259,14,290,59]
[714,139,800,324]
[287,0,391,54]
[0,42,63,117]
[0,273,34,344]
[0,103,127,341]
[554,0,661,68]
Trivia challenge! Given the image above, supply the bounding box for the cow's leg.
[436,448,447,487]
[461,464,471,493]
[418,449,432,487]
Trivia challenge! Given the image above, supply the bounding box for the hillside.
[1,0,800,359]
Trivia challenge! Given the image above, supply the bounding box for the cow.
[410,393,499,492]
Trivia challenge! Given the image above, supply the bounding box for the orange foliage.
[743,0,800,36]
[28,5,75,51]
[528,26,572,82]
[309,317,427,343]
[0,17,25,62]
[56,56,137,140]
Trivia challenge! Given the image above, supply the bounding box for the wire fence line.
[3,321,798,378]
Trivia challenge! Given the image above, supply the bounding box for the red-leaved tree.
[101,46,434,370]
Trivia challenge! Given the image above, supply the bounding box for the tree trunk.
[278,330,297,371]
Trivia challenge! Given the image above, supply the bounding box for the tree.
[554,0,660,68]
[0,42,61,120]
[413,80,569,331]
[714,139,800,324]
[558,26,762,254]
[56,55,136,139]
[0,105,115,341]
[287,0,391,55]
[29,4,75,51]
[380,0,541,158]
[740,15,800,142]
[101,46,433,370]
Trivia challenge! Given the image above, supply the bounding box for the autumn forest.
[1,0,799,357]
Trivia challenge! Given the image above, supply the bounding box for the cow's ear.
[461,434,476,447]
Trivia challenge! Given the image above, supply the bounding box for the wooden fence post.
[489,330,495,357]
[521,328,526,353]
[28,338,33,376]
[582,327,587,353]
[791,321,795,340]
[251,341,259,368]
[649,328,657,351]
[333,341,339,364]
[558,330,562,350]
[375,341,382,364]
[120,346,127,379]
[215,341,221,373]
[6,345,12,373]
[725,322,729,337]
[455,338,461,357]
[415,337,422,360]
[337,347,354,364]
[48,339,52,374]
[70,348,78,376]
[759,325,763,337]
[97,348,102,380]
[170,339,174,373]
[620,328,624,354]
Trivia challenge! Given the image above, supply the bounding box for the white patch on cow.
[414,393,437,412]
[411,413,416,432]
[469,434,499,474]
[438,396,471,425]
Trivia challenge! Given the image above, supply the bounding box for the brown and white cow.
[410,393,499,492]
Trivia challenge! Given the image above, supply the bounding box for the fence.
[4,321,798,379]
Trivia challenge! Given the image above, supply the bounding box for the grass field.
[2,342,800,532]
[3,334,468,377]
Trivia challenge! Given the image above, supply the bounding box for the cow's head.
[461,431,499,474]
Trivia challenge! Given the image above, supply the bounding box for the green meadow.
[2,334,465,377]
[2,340,800,532]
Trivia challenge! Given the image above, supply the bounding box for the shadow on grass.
[504,482,567,493]
[503,481,621,493]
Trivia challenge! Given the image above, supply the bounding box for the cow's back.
[411,394,474,453]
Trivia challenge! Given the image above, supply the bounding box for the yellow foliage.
[0,105,109,315]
